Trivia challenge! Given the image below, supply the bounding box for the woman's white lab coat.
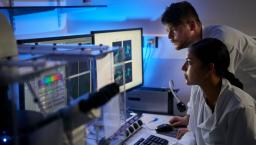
[178,79,256,145]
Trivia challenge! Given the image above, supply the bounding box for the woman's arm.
[227,107,256,145]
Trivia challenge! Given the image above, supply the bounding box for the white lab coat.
[187,25,256,119]
[203,25,256,74]
[178,79,256,145]
[203,25,256,97]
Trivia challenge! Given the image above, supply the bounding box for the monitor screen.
[92,28,143,92]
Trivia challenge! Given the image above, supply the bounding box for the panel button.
[137,119,143,126]
[133,123,138,129]
[128,126,134,133]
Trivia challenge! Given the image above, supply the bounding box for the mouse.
[155,124,173,133]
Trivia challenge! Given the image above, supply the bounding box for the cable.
[168,80,187,112]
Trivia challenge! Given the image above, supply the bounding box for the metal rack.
[18,43,119,92]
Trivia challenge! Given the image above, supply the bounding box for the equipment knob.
[133,123,138,129]
[138,119,143,126]
[128,126,134,133]
[125,130,130,137]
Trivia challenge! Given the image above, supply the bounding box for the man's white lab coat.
[178,79,256,145]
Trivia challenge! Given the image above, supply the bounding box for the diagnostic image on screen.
[123,40,132,61]
[113,62,132,85]
[114,65,124,85]
[113,40,134,87]
[125,62,132,83]
[112,41,123,64]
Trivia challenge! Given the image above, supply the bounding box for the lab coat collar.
[197,105,215,130]
[197,79,230,130]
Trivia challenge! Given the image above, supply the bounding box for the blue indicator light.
[3,137,7,143]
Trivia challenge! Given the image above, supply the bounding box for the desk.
[124,113,178,145]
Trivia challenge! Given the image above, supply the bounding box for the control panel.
[23,65,67,113]
[104,115,143,145]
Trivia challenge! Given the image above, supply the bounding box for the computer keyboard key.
[133,138,145,145]
[134,135,169,145]
[134,142,141,145]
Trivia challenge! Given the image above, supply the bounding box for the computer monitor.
[90,28,143,139]
[17,35,93,99]
[91,28,143,92]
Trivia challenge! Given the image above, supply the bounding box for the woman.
[178,38,256,145]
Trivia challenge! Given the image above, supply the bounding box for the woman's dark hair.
[161,1,201,26]
[189,38,243,89]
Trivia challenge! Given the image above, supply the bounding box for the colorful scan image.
[112,41,123,64]
[114,65,124,85]
[123,40,132,61]
[125,62,132,83]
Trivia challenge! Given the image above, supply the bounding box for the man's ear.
[188,20,197,31]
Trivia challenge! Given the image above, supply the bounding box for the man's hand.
[169,115,189,139]
[169,115,189,126]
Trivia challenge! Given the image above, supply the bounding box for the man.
[161,1,256,139]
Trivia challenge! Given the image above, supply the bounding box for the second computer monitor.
[92,28,143,92]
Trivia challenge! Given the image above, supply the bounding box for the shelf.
[0,5,107,17]
[0,5,107,9]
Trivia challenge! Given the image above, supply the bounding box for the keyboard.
[134,135,168,145]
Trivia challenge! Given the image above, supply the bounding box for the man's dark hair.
[161,1,201,26]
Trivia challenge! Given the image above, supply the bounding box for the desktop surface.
[124,113,178,145]
[86,113,181,145]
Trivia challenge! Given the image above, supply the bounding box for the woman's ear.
[208,63,216,74]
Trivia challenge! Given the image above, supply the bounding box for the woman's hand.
[176,128,189,139]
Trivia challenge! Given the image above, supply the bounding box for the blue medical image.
[114,65,124,85]
[125,62,132,83]
[123,40,132,61]
[112,41,123,64]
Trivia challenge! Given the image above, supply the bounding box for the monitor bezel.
[17,34,93,44]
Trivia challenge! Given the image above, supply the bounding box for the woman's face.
[182,51,209,85]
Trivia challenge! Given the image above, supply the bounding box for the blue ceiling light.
[66,0,169,21]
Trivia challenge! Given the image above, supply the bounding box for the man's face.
[165,23,194,50]
[181,51,209,85]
